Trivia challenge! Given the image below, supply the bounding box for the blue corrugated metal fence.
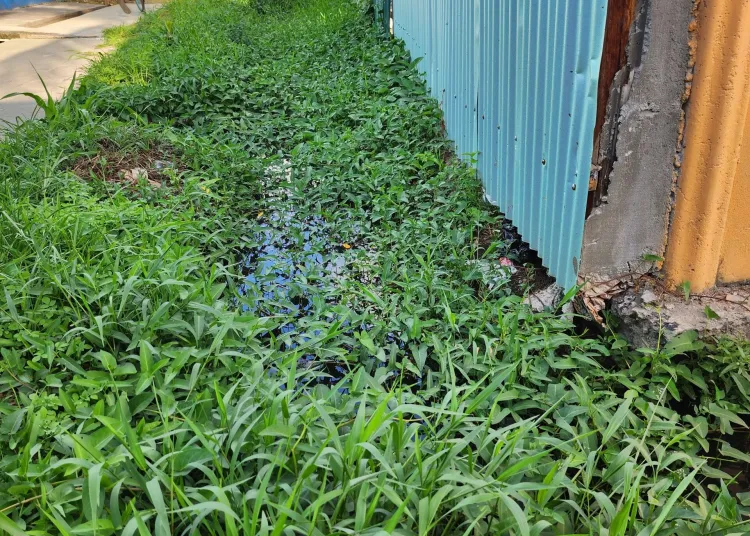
[381,0,608,288]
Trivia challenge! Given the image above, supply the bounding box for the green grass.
[1,0,750,534]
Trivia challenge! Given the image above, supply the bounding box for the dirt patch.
[476,222,497,254]
[477,219,556,295]
[509,262,555,295]
[71,139,181,189]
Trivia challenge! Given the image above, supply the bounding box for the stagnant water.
[237,159,551,387]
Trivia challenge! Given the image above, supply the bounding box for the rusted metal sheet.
[588,0,639,212]
[393,0,608,288]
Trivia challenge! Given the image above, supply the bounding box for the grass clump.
[1,0,750,534]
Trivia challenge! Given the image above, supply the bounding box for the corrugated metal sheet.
[392,0,608,288]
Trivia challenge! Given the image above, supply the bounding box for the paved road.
[0,2,157,126]
[1,38,105,123]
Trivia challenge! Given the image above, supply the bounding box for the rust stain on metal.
[588,176,598,192]
[587,0,638,215]
[594,0,638,139]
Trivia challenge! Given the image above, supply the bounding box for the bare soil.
[71,138,181,189]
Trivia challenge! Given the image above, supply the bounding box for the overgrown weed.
[0,0,749,534]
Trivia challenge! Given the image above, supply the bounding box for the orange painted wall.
[666,0,750,291]
[718,109,750,283]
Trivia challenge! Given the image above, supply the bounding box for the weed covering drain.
[0,0,749,534]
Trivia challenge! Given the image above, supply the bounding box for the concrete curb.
[0,30,100,38]
[22,4,106,28]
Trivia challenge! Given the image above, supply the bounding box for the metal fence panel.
[393,0,608,288]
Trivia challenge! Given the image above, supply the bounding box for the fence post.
[373,0,390,36]
[383,0,391,35]
[372,0,381,29]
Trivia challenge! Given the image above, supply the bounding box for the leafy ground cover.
[1,0,750,534]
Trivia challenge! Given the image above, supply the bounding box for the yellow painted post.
[666,0,750,292]
[718,105,750,283]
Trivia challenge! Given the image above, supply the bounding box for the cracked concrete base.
[611,284,750,348]
[524,284,563,313]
